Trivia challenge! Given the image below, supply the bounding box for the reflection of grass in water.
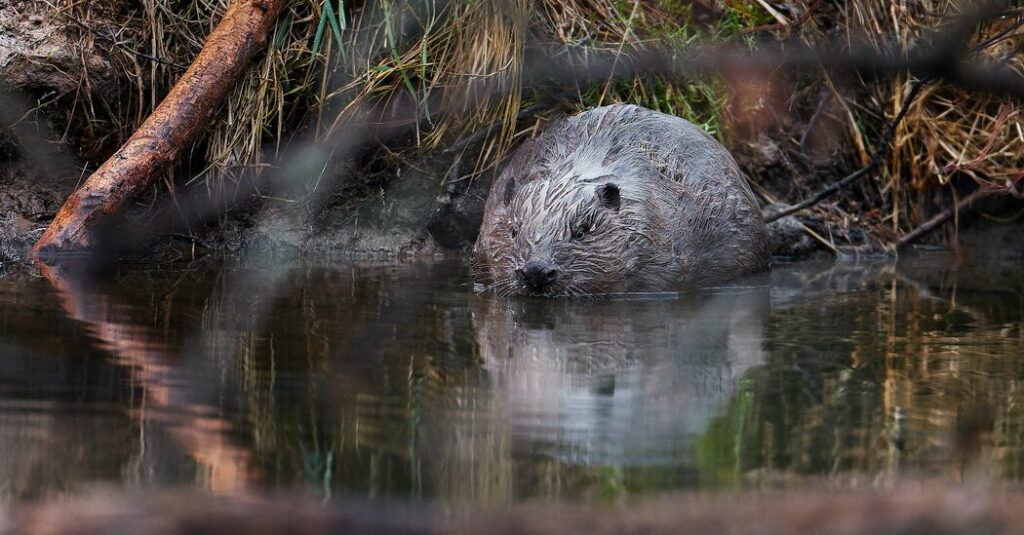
[234,305,451,499]
[695,273,1024,486]
[196,262,1024,500]
[406,364,424,498]
[696,378,755,488]
[299,430,334,500]
[1001,392,1024,479]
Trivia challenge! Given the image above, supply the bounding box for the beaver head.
[472,169,672,297]
[471,104,770,297]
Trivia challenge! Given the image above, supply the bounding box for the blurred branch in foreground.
[12,482,1024,535]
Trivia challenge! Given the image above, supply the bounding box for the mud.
[0,1,119,261]
[0,121,78,262]
[0,161,60,262]
[0,1,116,96]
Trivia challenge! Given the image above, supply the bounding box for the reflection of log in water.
[36,262,257,492]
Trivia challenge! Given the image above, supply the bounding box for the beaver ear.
[596,183,621,211]
[503,178,517,206]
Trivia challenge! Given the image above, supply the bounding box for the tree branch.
[765,79,927,223]
[31,0,284,258]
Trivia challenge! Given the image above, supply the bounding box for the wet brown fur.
[471,104,770,297]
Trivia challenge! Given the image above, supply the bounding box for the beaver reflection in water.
[472,104,770,297]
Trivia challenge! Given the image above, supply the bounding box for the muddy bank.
[0,0,117,262]
[9,483,1024,535]
[0,124,486,262]
[0,162,61,262]
[0,103,79,262]
[0,111,825,264]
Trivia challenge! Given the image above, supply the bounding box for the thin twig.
[765,79,928,223]
[799,88,831,151]
[896,183,1021,250]
[58,12,188,70]
[753,0,790,27]
[743,0,824,35]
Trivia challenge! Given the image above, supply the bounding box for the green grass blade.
[324,0,345,45]
[310,4,329,66]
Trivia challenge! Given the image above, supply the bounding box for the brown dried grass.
[843,0,1024,233]
[46,0,1023,239]
[46,1,735,190]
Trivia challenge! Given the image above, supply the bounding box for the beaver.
[471,103,770,297]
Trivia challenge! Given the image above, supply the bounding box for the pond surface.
[0,252,1021,504]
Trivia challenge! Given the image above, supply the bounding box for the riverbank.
[2,2,1020,263]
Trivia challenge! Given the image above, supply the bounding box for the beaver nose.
[517,259,558,292]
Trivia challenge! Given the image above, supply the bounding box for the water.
[0,253,1021,504]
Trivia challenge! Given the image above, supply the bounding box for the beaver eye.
[571,213,597,241]
[571,225,587,241]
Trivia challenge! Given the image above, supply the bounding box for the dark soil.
[0,124,79,261]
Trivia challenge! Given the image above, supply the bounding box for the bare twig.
[799,88,831,151]
[765,79,928,223]
[58,11,188,70]
[743,0,824,35]
[896,183,1022,250]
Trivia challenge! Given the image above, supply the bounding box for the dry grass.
[41,0,1024,242]
[52,0,323,189]
[45,1,741,189]
[319,1,741,180]
[841,1,1024,234]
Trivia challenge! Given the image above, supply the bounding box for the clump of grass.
[51,0,747,192]
[54,0,1021,245]
[52,0,327,190]
[841,0,1024,233]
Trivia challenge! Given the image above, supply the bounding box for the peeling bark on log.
[31,0,284,257]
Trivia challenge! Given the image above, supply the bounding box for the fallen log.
[31,0,284,257]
